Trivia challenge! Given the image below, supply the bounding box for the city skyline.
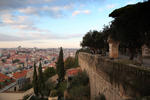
[0,0,142,48]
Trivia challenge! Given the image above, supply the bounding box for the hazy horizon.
[0,46,80,49]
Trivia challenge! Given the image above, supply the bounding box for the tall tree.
[81,30,108,54]
[109,1,150,60]
[56,47,65,82]
[64,57,75,69]
[32,62,38,96]
[38,61,45,97]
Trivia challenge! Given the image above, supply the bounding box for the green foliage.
[76,48,91,54]
[1,59,6,63]
[67,71,90,100]
[43,67,56,81]
[81,29,109,54]
[44,80,56,96]
[81,30,104,54]
[109,1,150,59]
[81,30,94,49]
[32,63,57,98]
[56,47,65,82]
[38,62,45,97]
[69,72,89,86]
[12,59,20,63]
[69,85,90,100]
[50,89,58,97]
[64,57,78,69]
[32,62,38,96]
[57,81,67,97]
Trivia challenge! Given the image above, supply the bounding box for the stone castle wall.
[78,52,150,100]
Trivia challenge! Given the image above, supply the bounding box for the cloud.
[98,8,104,12]
[0,33,50,41]
[126,0,138,4]
[19,6,61,17]
[0,0,104,44]
[0,0,26,10]
[0,13,50,32]
[0,34,24,41]
[1,13,33,30]
[0,0,55,11]
[0,0,105,18]
[0,0,98,32]
[1,13,31,25]
[106,4,116,9]
[72,10,91,16]
[18,4,75,18]
[19,7,38,15]
[0,32,83,42]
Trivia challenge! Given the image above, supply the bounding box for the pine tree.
[32,62,38,96]
[38,61,45,97]
[56,47,65,82]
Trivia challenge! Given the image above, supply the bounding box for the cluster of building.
[0,46,77,93]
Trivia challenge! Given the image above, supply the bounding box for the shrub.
[95,94,106,100]
[50,89,58,97]
[43,67,56,81]
[67,71,90,100]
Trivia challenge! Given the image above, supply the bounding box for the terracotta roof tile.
[0,73,11,81]
[13,70,27,79]
[67,68,81,76]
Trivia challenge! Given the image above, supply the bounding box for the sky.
[0,0,143,48]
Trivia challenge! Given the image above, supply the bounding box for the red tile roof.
[0,73,16,89]
[13,70,27,79]
[0,79,5,82]
[67,68,81,76]
[0,73,11,82]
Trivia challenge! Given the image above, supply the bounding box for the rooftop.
[13,70,28,79]
[0,73,10,82]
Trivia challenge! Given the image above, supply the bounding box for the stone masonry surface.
[78,52,150,100]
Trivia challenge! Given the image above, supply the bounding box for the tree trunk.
[137,49,143,65]
[91,48,95,54]
[129,48,135,60]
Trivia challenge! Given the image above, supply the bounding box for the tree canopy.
[38,62,45,97]
[43,67,56,81]
[64,57,79,69]
[81,30,108,54]
[56,47,65,82]
[32,62,38,96]
[108,1,150,59]
[80,1,150,60]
